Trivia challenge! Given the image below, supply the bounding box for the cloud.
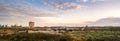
[43,0,85,12]
[85,17,120,26]
[80,0,88,2]
[0,0,56,18]
[0,0,59,25]
[77,0,105,2]
[50,3,84,11]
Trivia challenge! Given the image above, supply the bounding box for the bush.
[9,33,71,41]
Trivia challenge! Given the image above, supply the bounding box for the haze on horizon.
[0,0,120,26]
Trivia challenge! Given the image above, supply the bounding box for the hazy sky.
[0,0,120,26]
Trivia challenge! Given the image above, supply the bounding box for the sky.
[0,0,120,26]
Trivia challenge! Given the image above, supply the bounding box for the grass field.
[0,31,120,41]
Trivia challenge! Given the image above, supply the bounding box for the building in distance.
[29,21,35,28]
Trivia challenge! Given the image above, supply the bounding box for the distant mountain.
[85,17,120,26]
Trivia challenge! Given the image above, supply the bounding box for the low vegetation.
[0,31,120,41]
